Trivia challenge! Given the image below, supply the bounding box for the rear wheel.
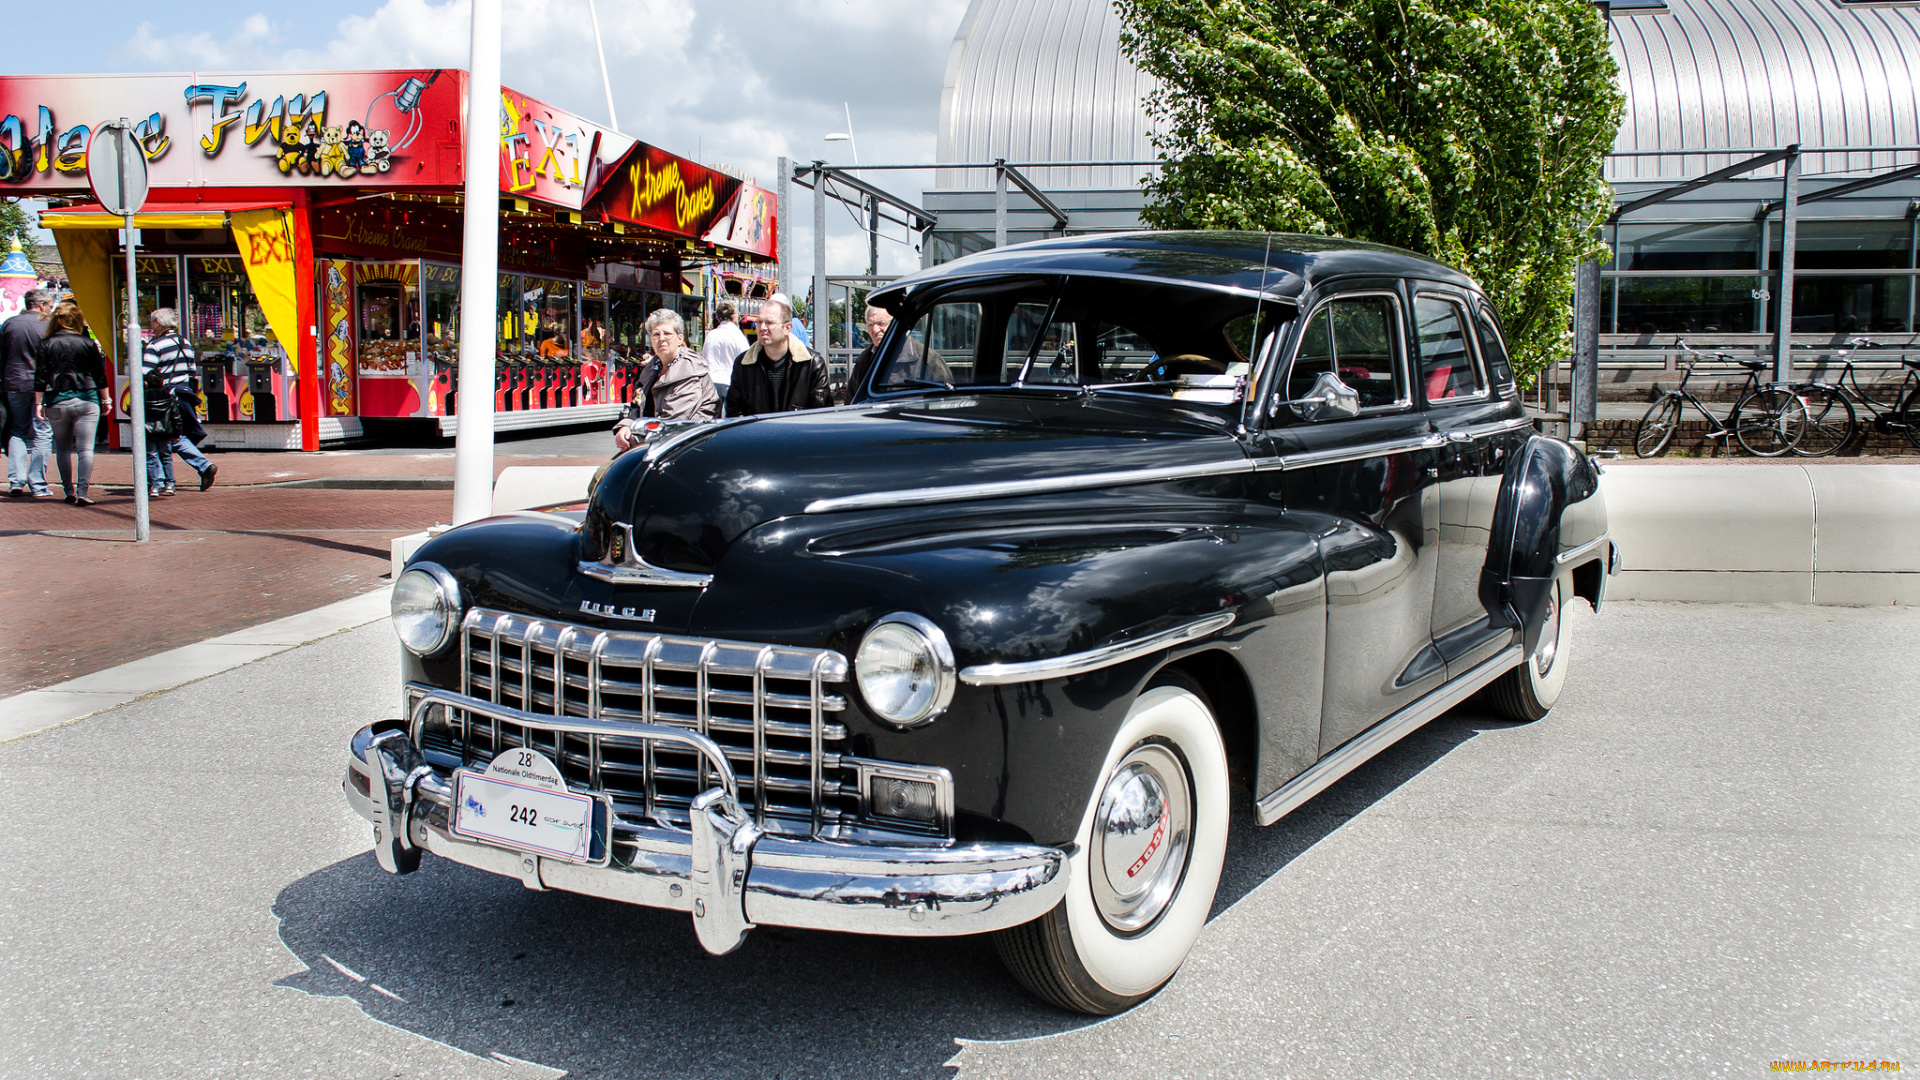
[1483,575,1575,723]
[1789,386,1854,457]
[1732,388,1806,457]
[1634,397,1682,458]
[994,671,1230,1015]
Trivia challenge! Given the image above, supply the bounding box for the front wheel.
[1895,386,1920,449]
[1634,396,1682,457]
[1732,388,1806,457]
[994,671,1230,1014]
[1483,574,1575,722]
[1789,386,1855,457]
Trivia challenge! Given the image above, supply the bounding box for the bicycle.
[1788,337,1920,457]
[1633,340,1808,458]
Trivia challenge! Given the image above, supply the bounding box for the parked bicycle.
[1787,337,1920,457]
[1633,340,1807,458]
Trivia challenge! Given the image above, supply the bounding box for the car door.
[1414,287,1530,675]
[1253,284,1447,757]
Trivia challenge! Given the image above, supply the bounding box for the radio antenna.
[1246,231,1275,432]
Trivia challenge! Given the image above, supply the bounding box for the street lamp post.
[452,0,501,525]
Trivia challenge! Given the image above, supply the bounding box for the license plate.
[453,748,603,864]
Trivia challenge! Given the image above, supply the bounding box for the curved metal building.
[937,0,1158,190]
[928,0,1920,352]
[1609,0,1920,180]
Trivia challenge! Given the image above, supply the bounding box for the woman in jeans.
[33,300,112,505]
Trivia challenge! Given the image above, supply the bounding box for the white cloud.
[107,0,967,277]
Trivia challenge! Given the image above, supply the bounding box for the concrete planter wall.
[1601,463,1920,604]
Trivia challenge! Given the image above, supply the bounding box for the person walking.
[701,302,748,413]
[612,309,717,451]
[3,288,55,497]
[724,294,831,417]
[141,308,216,494]
[34,299,111,506]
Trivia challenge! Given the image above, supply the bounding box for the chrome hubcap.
[1090,742,1192,933]
[1535,587,1561,677]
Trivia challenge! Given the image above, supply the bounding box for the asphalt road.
[1,601,1914,1079]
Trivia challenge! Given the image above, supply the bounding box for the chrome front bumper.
[343,719,1067,955]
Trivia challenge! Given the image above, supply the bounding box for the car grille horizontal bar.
[424,607,856,836]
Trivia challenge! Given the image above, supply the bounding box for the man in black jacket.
[2,289,53,497]
[725,294,831,416]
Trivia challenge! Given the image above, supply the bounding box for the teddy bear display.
[317,125,348,177]
[367,129,392,173]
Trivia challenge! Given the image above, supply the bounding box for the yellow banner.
[230,208,302,374]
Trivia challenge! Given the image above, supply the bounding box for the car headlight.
[855,612,956,728]
[392,562,462,656]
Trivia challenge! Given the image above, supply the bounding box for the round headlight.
[855,613,956,728]
[392,562,461,656]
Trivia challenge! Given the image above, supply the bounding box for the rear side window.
[1413,295,1485,402]
[1286,294,1405,410]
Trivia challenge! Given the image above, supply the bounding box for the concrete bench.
[1601,463,1920,604]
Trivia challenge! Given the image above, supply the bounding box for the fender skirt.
[1478,435,1605,658]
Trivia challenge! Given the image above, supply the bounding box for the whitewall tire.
[994,671,1230,1014]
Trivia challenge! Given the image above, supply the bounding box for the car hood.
[582,393,1247,574]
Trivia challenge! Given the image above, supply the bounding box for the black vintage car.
[347,232,1614,1015]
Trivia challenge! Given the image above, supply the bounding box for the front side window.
[1284,294,1405,410]
[1413,295,1485,402]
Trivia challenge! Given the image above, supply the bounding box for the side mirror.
[1284,371,1362,422]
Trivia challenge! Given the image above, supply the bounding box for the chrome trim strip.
[958,612,1237,686]
[1249,434,1440,472]
[1555,533,1610,567]
[1255,644,1522,826]
[803,459,1254,515]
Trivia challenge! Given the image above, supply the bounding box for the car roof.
[870,230,1479,308]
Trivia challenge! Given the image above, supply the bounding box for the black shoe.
[74,496,94,507]
[63,494,76,504]
[6,487,23,497]
[199,464,218,491]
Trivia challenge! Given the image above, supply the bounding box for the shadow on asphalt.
[271,703,1520,1079]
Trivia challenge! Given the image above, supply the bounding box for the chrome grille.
[424,607,857,835]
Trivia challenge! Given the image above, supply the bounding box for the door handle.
[1445,430,1473,443]
[1421,433,1448,449]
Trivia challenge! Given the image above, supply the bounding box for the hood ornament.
[578,521,715,588]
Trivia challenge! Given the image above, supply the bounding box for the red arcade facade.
[0,69,778,449]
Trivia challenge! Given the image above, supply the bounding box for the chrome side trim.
[803,458,1255,515]
[958,612,1237,686]
[1255,644,1523,826]
[1249,434,1440,472]
[1556,532,1611,567]
[578,521,715,587]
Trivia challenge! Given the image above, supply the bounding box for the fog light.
[870,776,937,824]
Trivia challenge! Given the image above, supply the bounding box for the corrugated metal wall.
[938,0,1920,190]
[936,0,1160,189]
[1610,0,1920,181]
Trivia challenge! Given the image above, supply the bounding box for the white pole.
[588,0,619,133]
[452,0,501,525]
[125,208,148,542]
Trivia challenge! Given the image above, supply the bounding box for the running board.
[1254,644,1524,826]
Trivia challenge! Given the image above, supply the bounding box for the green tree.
[0,198,38,263]
[1116,0,1623,382]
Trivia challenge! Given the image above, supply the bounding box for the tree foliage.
[0,199,38,264]
[1116,0,1623,381]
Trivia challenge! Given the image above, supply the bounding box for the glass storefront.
[185,256,270,359]
[1604,218,1920,335]
[422,263,460,370]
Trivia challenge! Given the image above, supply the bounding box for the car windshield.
[868,275,1289,407]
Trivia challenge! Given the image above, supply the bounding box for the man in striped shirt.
[142,308,217,494]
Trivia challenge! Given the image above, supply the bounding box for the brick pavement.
[0,449,599,698]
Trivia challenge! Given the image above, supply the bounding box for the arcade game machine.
[185,256,280,421]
